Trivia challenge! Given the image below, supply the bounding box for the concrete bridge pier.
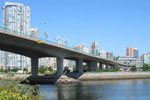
[88,61,98,71]
[31,57,39,76]
[76,58,83,73]
[110,64,114,69]
[105,64,109,69]
[56,57,64,77]
[99,63,103,70]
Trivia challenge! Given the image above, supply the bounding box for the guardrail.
[0,26,123,64]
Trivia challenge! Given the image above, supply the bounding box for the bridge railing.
[0,26,124,64]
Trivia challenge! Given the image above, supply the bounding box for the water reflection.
[38,79,150,100]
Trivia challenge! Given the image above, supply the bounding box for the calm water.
[38,79,150,100]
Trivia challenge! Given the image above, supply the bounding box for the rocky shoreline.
[0,74,29,81]
[1,72,150,84]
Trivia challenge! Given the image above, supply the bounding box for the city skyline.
[0,0,150,56]
[0,1,31,69]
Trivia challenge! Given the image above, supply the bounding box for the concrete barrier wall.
[78,72,150,80]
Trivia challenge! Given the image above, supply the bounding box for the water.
[38,79,150,100]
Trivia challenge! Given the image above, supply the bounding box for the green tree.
[38,66,47,74]
[11,67,18,73]
[73,66,76,71]
[8,67,11,73]
[142,64,150,71]
[64,66,70,72]
[131,65,137,72]
[23,68,28,73]
[0,68,4,72]
[48,66,53,72]
[113,65,119,71]
[4,69,8,73]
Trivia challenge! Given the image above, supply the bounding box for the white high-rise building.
[0,2,31,70]
[98,50,106,58]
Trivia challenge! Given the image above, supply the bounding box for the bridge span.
[0,28,130,77]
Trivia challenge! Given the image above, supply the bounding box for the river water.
[38,79,150,100]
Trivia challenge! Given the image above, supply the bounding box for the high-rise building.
[30,28,39,39]
[141,53,150,65]
[0,2,31,70]
[98,50,106,58]
[133,48,138,58]
[91,42,98,56]
[126,46,138,58]
[106,52,113,60]
[74,44,89,53]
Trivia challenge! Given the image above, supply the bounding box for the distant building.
[91,42,98,56]
[106,52,113,60]
[117,56,142,67]
[98,50,106,58]
[30,28,39,39]
[74,44,89,53]
[0,64,4,69]
[126,46,138,58]
[39,58,51,67]
[141,53,150,65]
[74,44,84,51]
[0,2,31,70]
[48,57,75,71]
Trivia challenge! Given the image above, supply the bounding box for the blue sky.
[0,0,150,56]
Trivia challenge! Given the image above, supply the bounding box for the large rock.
[55,75,80,84]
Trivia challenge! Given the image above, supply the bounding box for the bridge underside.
[0,30,129,77]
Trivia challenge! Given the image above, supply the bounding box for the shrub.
[0,68,4,72]
[8,67,11,73]
[23,68,28,72]
[142,64,150,71]
[4,69,8,73]
[0,81,44,100]
[73,66,76,71]
[113,65,119,71]
[38,66,47,74]
[11,67,18,73]
[48,66,53,72]
[131,65,137,72]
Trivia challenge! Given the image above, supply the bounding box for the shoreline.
[78,72,150,81]
[1,72,150,84]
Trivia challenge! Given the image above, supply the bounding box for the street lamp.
[44,32,48,39]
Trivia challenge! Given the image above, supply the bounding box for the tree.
[0,68,4,73]
[113,65,119,71]
[48,66,53,72]
[8,67,11,73]
[23,68,28,73]
[11,67,18,73]
[73,66,76,71]
[142,64,150,71]
[4,69,8,73]
[64,66,70,72]
[38,66,47,74]
[131,65,137,72]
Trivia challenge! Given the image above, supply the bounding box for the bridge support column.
[88,61,98,71]
[31,57,38,76]
[105,64,109,69]
[99,63,103,70]
[110,64,114,69]
[57,57,64,77]
[76,58,83,73]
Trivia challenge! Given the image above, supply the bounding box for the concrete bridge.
[0,28,129,78]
